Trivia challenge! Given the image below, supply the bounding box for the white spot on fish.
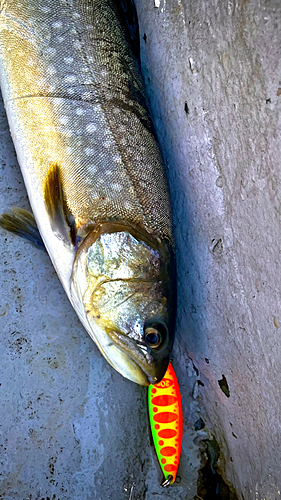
[113,154,121,163]
[47,66,56,75]
[41,6,51,13]
[56,36,66,43]
[112,183,122,191]
[59,116,68,125]
[82,92,91,100]
[83,78,93,85]
[67,88,75,95]
[104,140,112,149]
[73,41,83,50]
[52,21,63,28]
[72,12,81,19]
[76,108,85,116]
[86,123,97,133]
[64,57,74,65]
[64,130,73,138]
[64,75,76,83]
[46,47,56,55]
[85,148,95,156]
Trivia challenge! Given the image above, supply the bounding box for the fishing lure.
[148,363,183,486]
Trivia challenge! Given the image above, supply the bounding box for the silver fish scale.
[0,0,173,243]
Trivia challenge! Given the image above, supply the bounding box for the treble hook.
[161,475,173,487]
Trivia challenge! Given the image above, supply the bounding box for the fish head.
[71,224,176,385]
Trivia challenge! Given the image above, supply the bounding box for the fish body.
[0,0,176,385]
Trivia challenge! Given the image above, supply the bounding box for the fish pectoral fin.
[44,163,76,246]
[0,207,45,250]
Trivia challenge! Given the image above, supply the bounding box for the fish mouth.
[106,343,169,386]
[84,315,169,385]
[105,328,170,386]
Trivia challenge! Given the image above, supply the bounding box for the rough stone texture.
[135,0,281,498]
[1,0,281,499]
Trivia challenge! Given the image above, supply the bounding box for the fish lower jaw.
[84,320,150,385]
[100,340,164,386]
[104,344,151,386]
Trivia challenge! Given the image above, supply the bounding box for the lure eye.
[144,322,167,349]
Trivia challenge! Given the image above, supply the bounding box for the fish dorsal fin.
[0,207,45,250]
[44,163,76,246]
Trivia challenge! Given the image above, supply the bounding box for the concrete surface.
[135,0,281,498]
[1,0,281,499]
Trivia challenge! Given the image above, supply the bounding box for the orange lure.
[148,363,183,486]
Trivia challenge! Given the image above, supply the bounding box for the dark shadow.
[196,439,241,500]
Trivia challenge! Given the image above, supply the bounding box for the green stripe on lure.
[148,363,183,487]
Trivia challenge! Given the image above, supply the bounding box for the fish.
[0,0,176,385]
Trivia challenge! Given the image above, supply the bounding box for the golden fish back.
[0,0,173,245]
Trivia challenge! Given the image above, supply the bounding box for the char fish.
[0,0,176,385]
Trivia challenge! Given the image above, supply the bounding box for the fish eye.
[144,322,167,349]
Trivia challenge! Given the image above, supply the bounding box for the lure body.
[148,363,183,485]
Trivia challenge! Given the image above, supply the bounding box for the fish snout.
[147,362,169,385]
[145,348,171,384]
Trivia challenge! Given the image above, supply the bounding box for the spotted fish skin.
[0,0,176,385]
[0,0,172,240]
